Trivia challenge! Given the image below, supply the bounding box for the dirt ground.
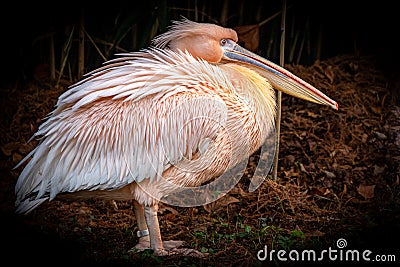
[1,53,399,266]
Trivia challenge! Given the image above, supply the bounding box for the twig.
[84,29,107,61]
[258,4,292,27]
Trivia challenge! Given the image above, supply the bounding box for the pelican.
[15,18,337,256]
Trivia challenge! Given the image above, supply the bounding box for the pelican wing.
[15,49,234,213]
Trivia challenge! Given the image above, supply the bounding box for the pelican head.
[153,18,338,110]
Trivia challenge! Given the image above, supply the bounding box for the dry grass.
[1,54,399,266]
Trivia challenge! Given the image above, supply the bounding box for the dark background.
[0,1,399,266]
[2,0,399,88]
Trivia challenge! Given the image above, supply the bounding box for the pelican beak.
[222,41,338,110]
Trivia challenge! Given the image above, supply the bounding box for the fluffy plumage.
[14,18,336,256]
[15,47,275,213]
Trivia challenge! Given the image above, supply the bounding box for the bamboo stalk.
[266,27,275,58]
[220,0,229,26]
[194,0,198,21]
[273,0,286,181]
[149,18,159,43]
[238,0,244,25]
[68,63,72,82]
[289,30,299,63]
[255,1,263,22]
[296,17,309,65]
[49,32,56,81]
[290,15,295,39]
[201,1,206,21]
[78,14,85,79]
[56,26,74,87]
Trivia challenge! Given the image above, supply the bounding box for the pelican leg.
[141,203,205,257]
[144,204,163,250]
[132,201,184,255]
[133,200,150,250]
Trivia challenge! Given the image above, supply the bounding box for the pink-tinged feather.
[15,19,336,256]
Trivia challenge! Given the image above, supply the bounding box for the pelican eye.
[220,38,236,50]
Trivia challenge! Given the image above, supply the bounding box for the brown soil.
[1,54,399,266]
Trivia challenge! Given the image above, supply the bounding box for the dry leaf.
[306,111,319,118]
[203,195,240,213]
[234,25,259,52]
[304,230,325,237]
[309,187,327,196]
[324,66,335,83]
[357,184,376,199]
[230,184,248,197]
[339,184,348,197]
[373,165,386,176]
[159,205,179,215]
[370,106,382,114]
[361,133,368,143]
[374,131,387,140]
[323,170,336,179]
[299,163,308,173]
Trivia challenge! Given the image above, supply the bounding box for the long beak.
[222,42,338,110]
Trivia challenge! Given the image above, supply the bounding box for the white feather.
[15,49,246,213]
